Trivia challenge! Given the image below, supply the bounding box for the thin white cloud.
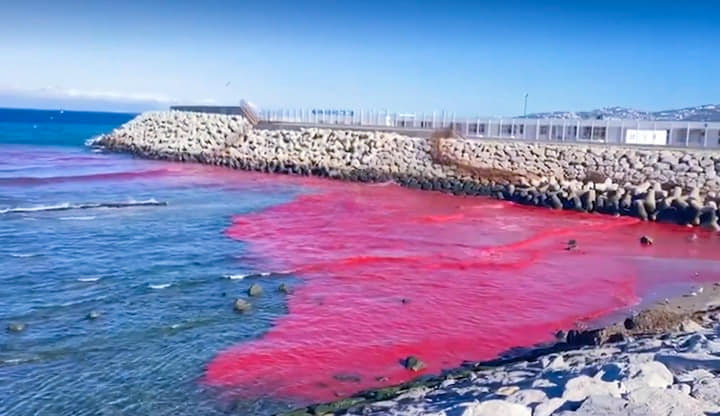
[0,85,177,104]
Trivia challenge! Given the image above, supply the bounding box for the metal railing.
[258,108,720,148]
[169,105,720,149]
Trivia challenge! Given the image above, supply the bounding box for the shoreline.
[278,283,720,415]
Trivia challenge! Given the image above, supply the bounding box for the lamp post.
[523,93,529,117]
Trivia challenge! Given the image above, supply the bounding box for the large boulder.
[460,399,531,416]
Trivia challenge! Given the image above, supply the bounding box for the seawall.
[95,111,720,228]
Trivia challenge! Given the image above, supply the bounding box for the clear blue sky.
[0,0,717,115]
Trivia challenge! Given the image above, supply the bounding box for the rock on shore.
[281,319,720,416]
[94,111,720,227]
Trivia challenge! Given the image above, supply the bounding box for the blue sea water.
[0,108,304,415]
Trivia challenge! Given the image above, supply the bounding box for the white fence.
[257,108,720,148]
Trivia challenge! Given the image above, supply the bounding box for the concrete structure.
[171,105,720,149]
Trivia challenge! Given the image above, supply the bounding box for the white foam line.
[149,283,172,289]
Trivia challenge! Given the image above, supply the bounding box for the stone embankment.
[94,111,720,228]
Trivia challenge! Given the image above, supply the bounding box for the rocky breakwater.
[95,111,720,228]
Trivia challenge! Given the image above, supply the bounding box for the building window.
[540,126,548,135]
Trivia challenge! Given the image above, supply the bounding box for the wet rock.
[308,397,365,415]
[624,317,637,330]
[7,322,26,333]
[86,311,101,320]
[403,356,426,371]
[640,235,654,246]
[233,298,251,313]
[460,399,531,416]
[247,283,263,297]
[278,283,293,294]
[567,329,604,346]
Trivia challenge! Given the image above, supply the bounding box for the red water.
[202,176,720,404]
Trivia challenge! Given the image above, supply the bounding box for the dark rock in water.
[247,283,263,297]
[401,298,410,304]
[555,330,567,341]
[566,239,577,250]
[86,311,101,320]
[640,235,654,246]
[278,283,293,294]
[233,298,251,313]
[566,329,603,346]
[403,355,425,371]
[607,332,625,343]
[624,317,636,330]
[7,322,26,333]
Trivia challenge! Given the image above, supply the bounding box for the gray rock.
[679,319,703,333]
[533,397,567,416]
[690,375,720,407]
[624,361,674,392]
[566,394,638,416]
[233,298,251,313]
[506,389,547,406]
[7,322,26,333]
[627,386,708,416]
[460,400,531,416]
[247,283,263,297]
[563,375,623,401]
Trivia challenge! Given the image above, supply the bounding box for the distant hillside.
[522,104,720,121]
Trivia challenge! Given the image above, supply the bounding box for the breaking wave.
[0,199,167,214]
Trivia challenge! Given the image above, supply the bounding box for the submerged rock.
[233,298,251,313]
[640,235,654,246]
[403,356,425,371]
[7,322,26,333]
[247,283,263,297]
[278,283,293,294]
[86,311,101,320]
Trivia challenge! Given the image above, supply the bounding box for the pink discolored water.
[204,178,720,404]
